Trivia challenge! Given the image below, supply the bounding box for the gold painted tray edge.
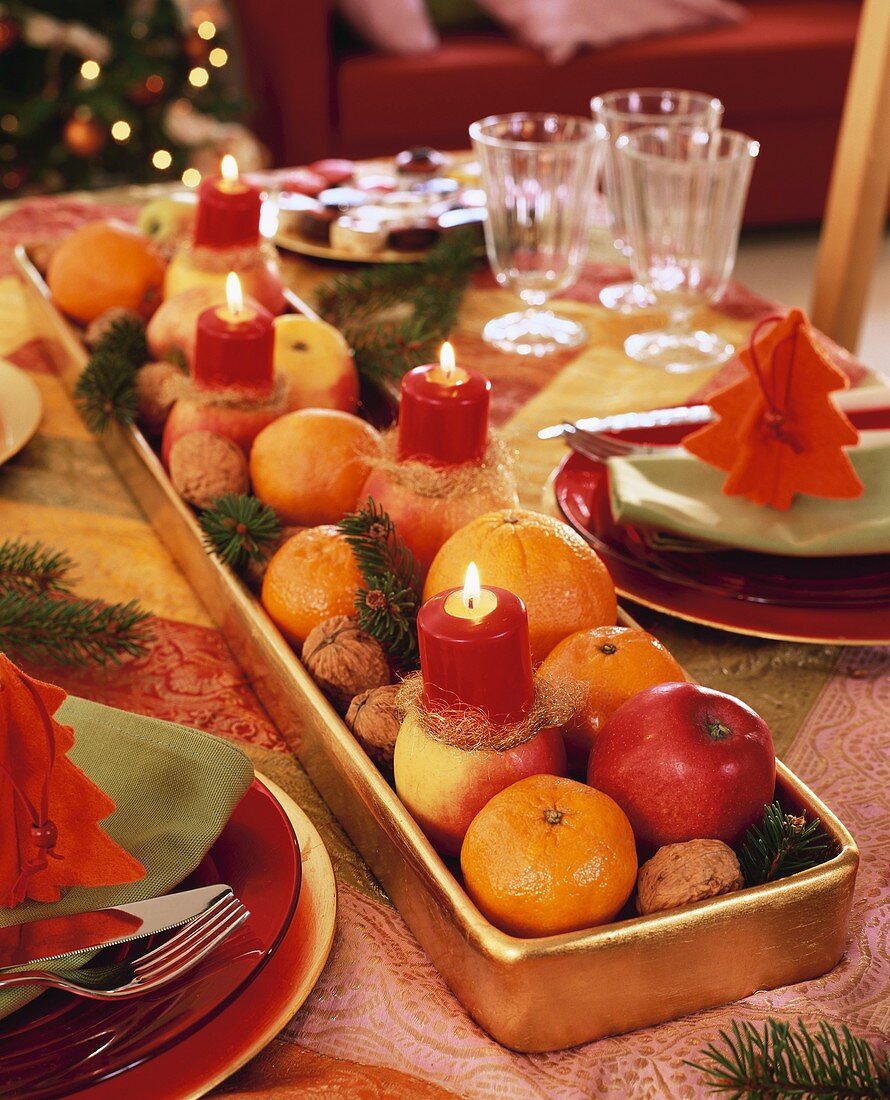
[14,244,860,1052]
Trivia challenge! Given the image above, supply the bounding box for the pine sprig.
[316,229,477,386]
[689,1017,890,1098]
[338,498,421,666]
[74,315,149,434]
[0,538,75,595]
[199,493,282,571]
[0,591,154,667]
[739,802,833,886]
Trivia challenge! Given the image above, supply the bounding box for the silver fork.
[563,425,662,463]
[0,893,249,999]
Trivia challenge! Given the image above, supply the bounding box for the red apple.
[586,682,775,849]
[360,467,519,579]
[273,315,359,414]
[161,389,287,464]
[393,710,567,857]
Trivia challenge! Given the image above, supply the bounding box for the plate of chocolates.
[275,149,486,263]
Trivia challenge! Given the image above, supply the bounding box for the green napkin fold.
[607,432,890,557]
[0,696,254,1021]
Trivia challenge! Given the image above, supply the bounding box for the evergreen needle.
[0,591,154,667]
[688,1017,890,1098]
[0,538,75,595]
[338,498,421,666]
[316,229,477,386]
[74,350,140,434]
[739,801,832,886]
[93,314,149,366]
[199,493,282,571]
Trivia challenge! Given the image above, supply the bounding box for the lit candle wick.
[221,154,239,185]
[226,271,244,317]
[463,561,481,612]
[440,341,456,381]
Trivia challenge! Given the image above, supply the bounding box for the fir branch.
[688,1017,890,1098]
[739,802,833,886]
[74,350,139,434]
[0,538,75,595]
[338,498,421,666]
[316,229,477,386]
[93,314,149,366]
[74,314,148,434]
[199,493,281,571]
[0,591,154,667]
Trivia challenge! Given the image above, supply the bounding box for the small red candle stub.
[417,563,535,726]
[193,155,262,249]
[398,342,491,466]
[193,272,274,395]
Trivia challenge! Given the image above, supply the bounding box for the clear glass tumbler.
[615,126,759,373]
[590,89,723,312]
[470,113,601,356]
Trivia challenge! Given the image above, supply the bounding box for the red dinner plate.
[554,418,890,645]
[0,776,308,1099]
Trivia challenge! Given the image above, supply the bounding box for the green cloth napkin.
[0,696,254,1021]
[607,432,890,557]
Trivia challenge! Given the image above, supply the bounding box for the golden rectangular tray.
[14,244,859,1053]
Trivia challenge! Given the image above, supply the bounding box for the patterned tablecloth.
[0,189,887,1099]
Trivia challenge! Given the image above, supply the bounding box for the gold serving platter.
[15,244,859,1053]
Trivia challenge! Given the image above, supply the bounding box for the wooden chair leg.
[810,0,890,353]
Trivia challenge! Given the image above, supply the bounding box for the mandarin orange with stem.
[424,509,616,663]
[460,774,637,937]
[261,526,362,647]
[539,626,685,763]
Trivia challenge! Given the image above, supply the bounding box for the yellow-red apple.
[164,248,287,315]
[273,315,359,414]
[393,709,566,857]
[161,390,287,465]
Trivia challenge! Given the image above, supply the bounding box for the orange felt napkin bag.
[0,653,145,909]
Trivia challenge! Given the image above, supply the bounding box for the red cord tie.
[748,314,803,454]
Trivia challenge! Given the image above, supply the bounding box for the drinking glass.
[615,126,759,373]
[470,113,601,356]
[590,89,723,312]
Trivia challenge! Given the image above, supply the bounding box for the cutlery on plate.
[537,386,890,441]
[0,889,249,1000]
[0,883,236,971]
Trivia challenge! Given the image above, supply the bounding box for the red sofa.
[231,1,861,225]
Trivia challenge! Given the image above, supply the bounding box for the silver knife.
[0,884,233,971]
[537,404,714,440]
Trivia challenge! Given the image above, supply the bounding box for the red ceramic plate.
[554,418,890,645]
[0,776,309,1099]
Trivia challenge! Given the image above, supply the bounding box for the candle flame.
[220,154,239,184]
[225,271,244,316]
[462,561,481,611]
[439,341,456,380]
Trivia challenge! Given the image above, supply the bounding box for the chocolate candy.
[309,158,356,186]
[395,146,446,176]
[319,187,369,212]
[296,203,337,244]
[387,220,440,251]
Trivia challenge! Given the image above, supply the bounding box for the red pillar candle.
[417,563,535,726]
[193,272,274,395]
[193,155,262,249]
[398,342,491,465]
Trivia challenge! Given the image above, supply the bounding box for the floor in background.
[736,227,890,379]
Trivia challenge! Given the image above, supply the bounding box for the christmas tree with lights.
[0,0,260,195]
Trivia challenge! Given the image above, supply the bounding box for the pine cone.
[302,616,390,712]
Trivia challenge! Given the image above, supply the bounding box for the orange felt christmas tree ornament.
[0,653,145,908]
[683,309,864,510]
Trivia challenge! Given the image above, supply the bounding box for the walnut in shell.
[302,616,390,712]
[346,683,402,767]
[636,839,744,915]
[168,429,249,509]
[135,361,188,433]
